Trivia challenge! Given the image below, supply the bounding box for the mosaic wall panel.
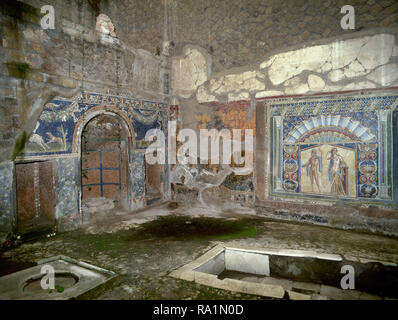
[55,157,80,229]
[0,161,14,232]
[270,95,398,202]
[131,152,146,209]
[11,92,169,231]
[131,152,145,198]
[20,92,169,157]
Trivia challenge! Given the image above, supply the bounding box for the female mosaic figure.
[327,148,347,196]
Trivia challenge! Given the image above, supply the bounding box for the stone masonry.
[0,0,170,164]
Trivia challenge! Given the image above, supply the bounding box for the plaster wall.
[170,30,398,235]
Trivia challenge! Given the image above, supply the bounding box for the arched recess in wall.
[285,115,377,144]
[72,106,136,214]
[72,106,136,153]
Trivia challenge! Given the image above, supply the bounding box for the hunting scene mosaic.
[20,92,169,157]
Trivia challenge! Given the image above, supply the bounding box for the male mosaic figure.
[302,149,322,193]
[327,148,347,196]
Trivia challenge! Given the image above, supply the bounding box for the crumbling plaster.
[172,45,211,99]
[172,30,398,105]
[169,29,398,236]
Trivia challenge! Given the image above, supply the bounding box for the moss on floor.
[126,215,260,241]
[2,213,398,300]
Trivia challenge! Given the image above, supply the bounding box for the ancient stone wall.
[1,0,398,235]
[123,0,398,73]
[0,0,170,233]
[0,0,170,164]
[0,91,170,233]
[29,0,396,74]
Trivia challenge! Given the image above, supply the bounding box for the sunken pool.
[170,245,398,300]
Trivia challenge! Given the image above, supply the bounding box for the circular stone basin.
[23,272,79,293]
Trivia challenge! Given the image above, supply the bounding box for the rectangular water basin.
[170,245,398,300]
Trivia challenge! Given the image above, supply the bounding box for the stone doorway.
[81,114,129,215]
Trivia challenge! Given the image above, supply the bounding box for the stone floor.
[1,201,398,300]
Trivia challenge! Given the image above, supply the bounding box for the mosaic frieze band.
[20,92,169,157]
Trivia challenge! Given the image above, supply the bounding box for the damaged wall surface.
[173,32,398,104]
[0,0,170,164]
[0,92,170,232]
[171,30,398,235]
[110,0,398,73]
[1,0,398,237]
[0,0,171,234]
[0,162,13,232]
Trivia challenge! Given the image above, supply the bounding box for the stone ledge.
[255,198,398,237]
[287,290,311,300]
[193,272,285,299]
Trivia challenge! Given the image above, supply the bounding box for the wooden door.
[82,146,122,201]
[15,161,55,233]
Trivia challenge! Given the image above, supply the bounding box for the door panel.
[16,163,36,224]
[15,161,55,233]
[82,148,121,201]
[81,114,128,208]
[38,161,56,222]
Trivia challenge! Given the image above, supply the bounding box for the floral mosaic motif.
[79,93,168,111]
[131,152,145,197]
[55,158,79,219]
[358,143,379,198]
[282,145,299,192]
[130,108,161,125]
[132,109,168,144]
